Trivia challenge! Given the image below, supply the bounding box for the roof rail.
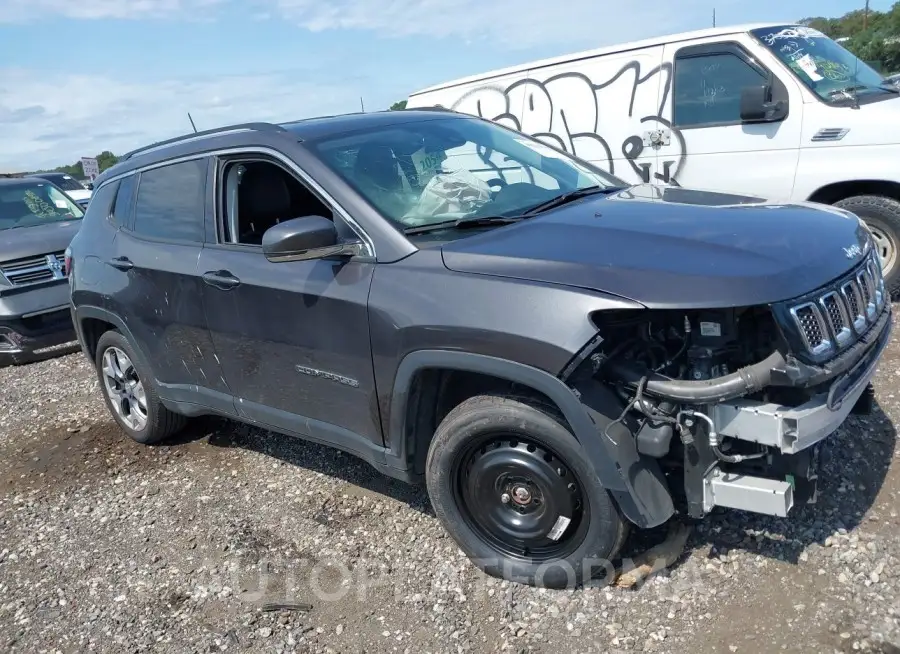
[121,122,290,161]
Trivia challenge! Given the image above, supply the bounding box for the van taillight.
[64,247,72,276]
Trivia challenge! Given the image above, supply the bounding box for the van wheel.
[834,195,900,295]
[425,395,628,589]
[94,330,186,444]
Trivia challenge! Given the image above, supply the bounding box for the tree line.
[38,150,120,179]
[802,1,900,73]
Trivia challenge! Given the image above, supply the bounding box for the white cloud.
[262,0,717,49]
[0,69,361,171]
[2,0,754,48]
[0,0,224,22]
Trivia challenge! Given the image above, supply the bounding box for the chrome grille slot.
[0,250,68,287]
[787,253,886,359]
[819,292,852,346]
[840,280,866,333]
[857,267,876,319]
[867,257,885,309]
[790,303,832,356]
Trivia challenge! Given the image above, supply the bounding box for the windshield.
[0,181,84,231]
[48,175,87,192]
[309,116,624,232]
[751,25,894,103]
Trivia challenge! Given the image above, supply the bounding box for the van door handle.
[107,256,134,271]
[202,270,241,290]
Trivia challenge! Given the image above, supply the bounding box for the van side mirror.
[262,215,363,263]
[740,85,787,123]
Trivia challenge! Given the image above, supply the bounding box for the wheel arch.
[807,179,900,205]
[75,305,155,379]
[389,349,675,528]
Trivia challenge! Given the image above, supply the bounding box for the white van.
[406,23,900,292]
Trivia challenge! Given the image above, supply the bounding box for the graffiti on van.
[448,61,686,185]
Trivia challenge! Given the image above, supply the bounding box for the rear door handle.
[202,270,241,290]
[107,256,134,271]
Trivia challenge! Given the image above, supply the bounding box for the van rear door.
[659,37,803,199]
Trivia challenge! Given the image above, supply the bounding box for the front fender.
[389,349,675,529]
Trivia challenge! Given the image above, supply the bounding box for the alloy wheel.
[101,346,148,431]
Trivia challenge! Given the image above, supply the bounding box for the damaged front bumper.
[697,302,891,518]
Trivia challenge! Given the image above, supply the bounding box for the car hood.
[440,184,873,309]
[0,220,82,263]
[64,188,91,201]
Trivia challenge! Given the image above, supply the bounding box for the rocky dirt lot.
[1,319,899,654]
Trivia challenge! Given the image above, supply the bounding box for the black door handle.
[202,270,241,290]
[107,256,134,271]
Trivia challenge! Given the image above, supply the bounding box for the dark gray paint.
[69,110,884,528]
[0,201,82,362]
[0,220,81,265]
[441,186,871,309]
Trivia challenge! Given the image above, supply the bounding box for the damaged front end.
[567,251,891,522]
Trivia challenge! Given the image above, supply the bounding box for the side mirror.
[262,215,363,263]
[740,84,787,123]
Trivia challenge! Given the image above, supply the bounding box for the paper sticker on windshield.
[54,199,69,209]
[797,54,824,81]
[411,149,445,185]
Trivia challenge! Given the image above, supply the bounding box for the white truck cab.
[406,23,900,292]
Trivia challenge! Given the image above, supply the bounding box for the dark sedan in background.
[0,176,83,365]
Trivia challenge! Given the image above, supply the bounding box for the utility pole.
[360,97,365,113]
[712,8,716,27]
[863,0,870,30]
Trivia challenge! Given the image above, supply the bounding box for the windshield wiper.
[521,185,626,216]
[404,215,527,235]
[827,83,899,105]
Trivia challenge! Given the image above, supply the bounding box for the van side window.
[673,51,767,128]
[132,159,207,243]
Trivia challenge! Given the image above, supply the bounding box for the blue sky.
[0,0,894,171]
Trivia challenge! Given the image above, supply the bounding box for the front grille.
[787,252,886,358]
[0,251,67,287]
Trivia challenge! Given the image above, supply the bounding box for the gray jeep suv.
[68,110,890,588]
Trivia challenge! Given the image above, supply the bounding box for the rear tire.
[425,394,628,589]
[94,330,186,444]
[834,195,900,296]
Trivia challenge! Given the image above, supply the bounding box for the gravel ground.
[1,318,899,654]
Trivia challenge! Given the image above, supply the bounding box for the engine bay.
[590,306,783,384]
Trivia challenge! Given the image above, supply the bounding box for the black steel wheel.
[426,394,629,588]
[454,436,589,561]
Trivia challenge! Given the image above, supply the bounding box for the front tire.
[425,395,628,588]
[834,195,900,296]
[94,330,186,444]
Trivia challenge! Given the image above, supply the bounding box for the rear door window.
[132,158,208,242]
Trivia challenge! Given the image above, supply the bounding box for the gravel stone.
[1,311,900,653]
